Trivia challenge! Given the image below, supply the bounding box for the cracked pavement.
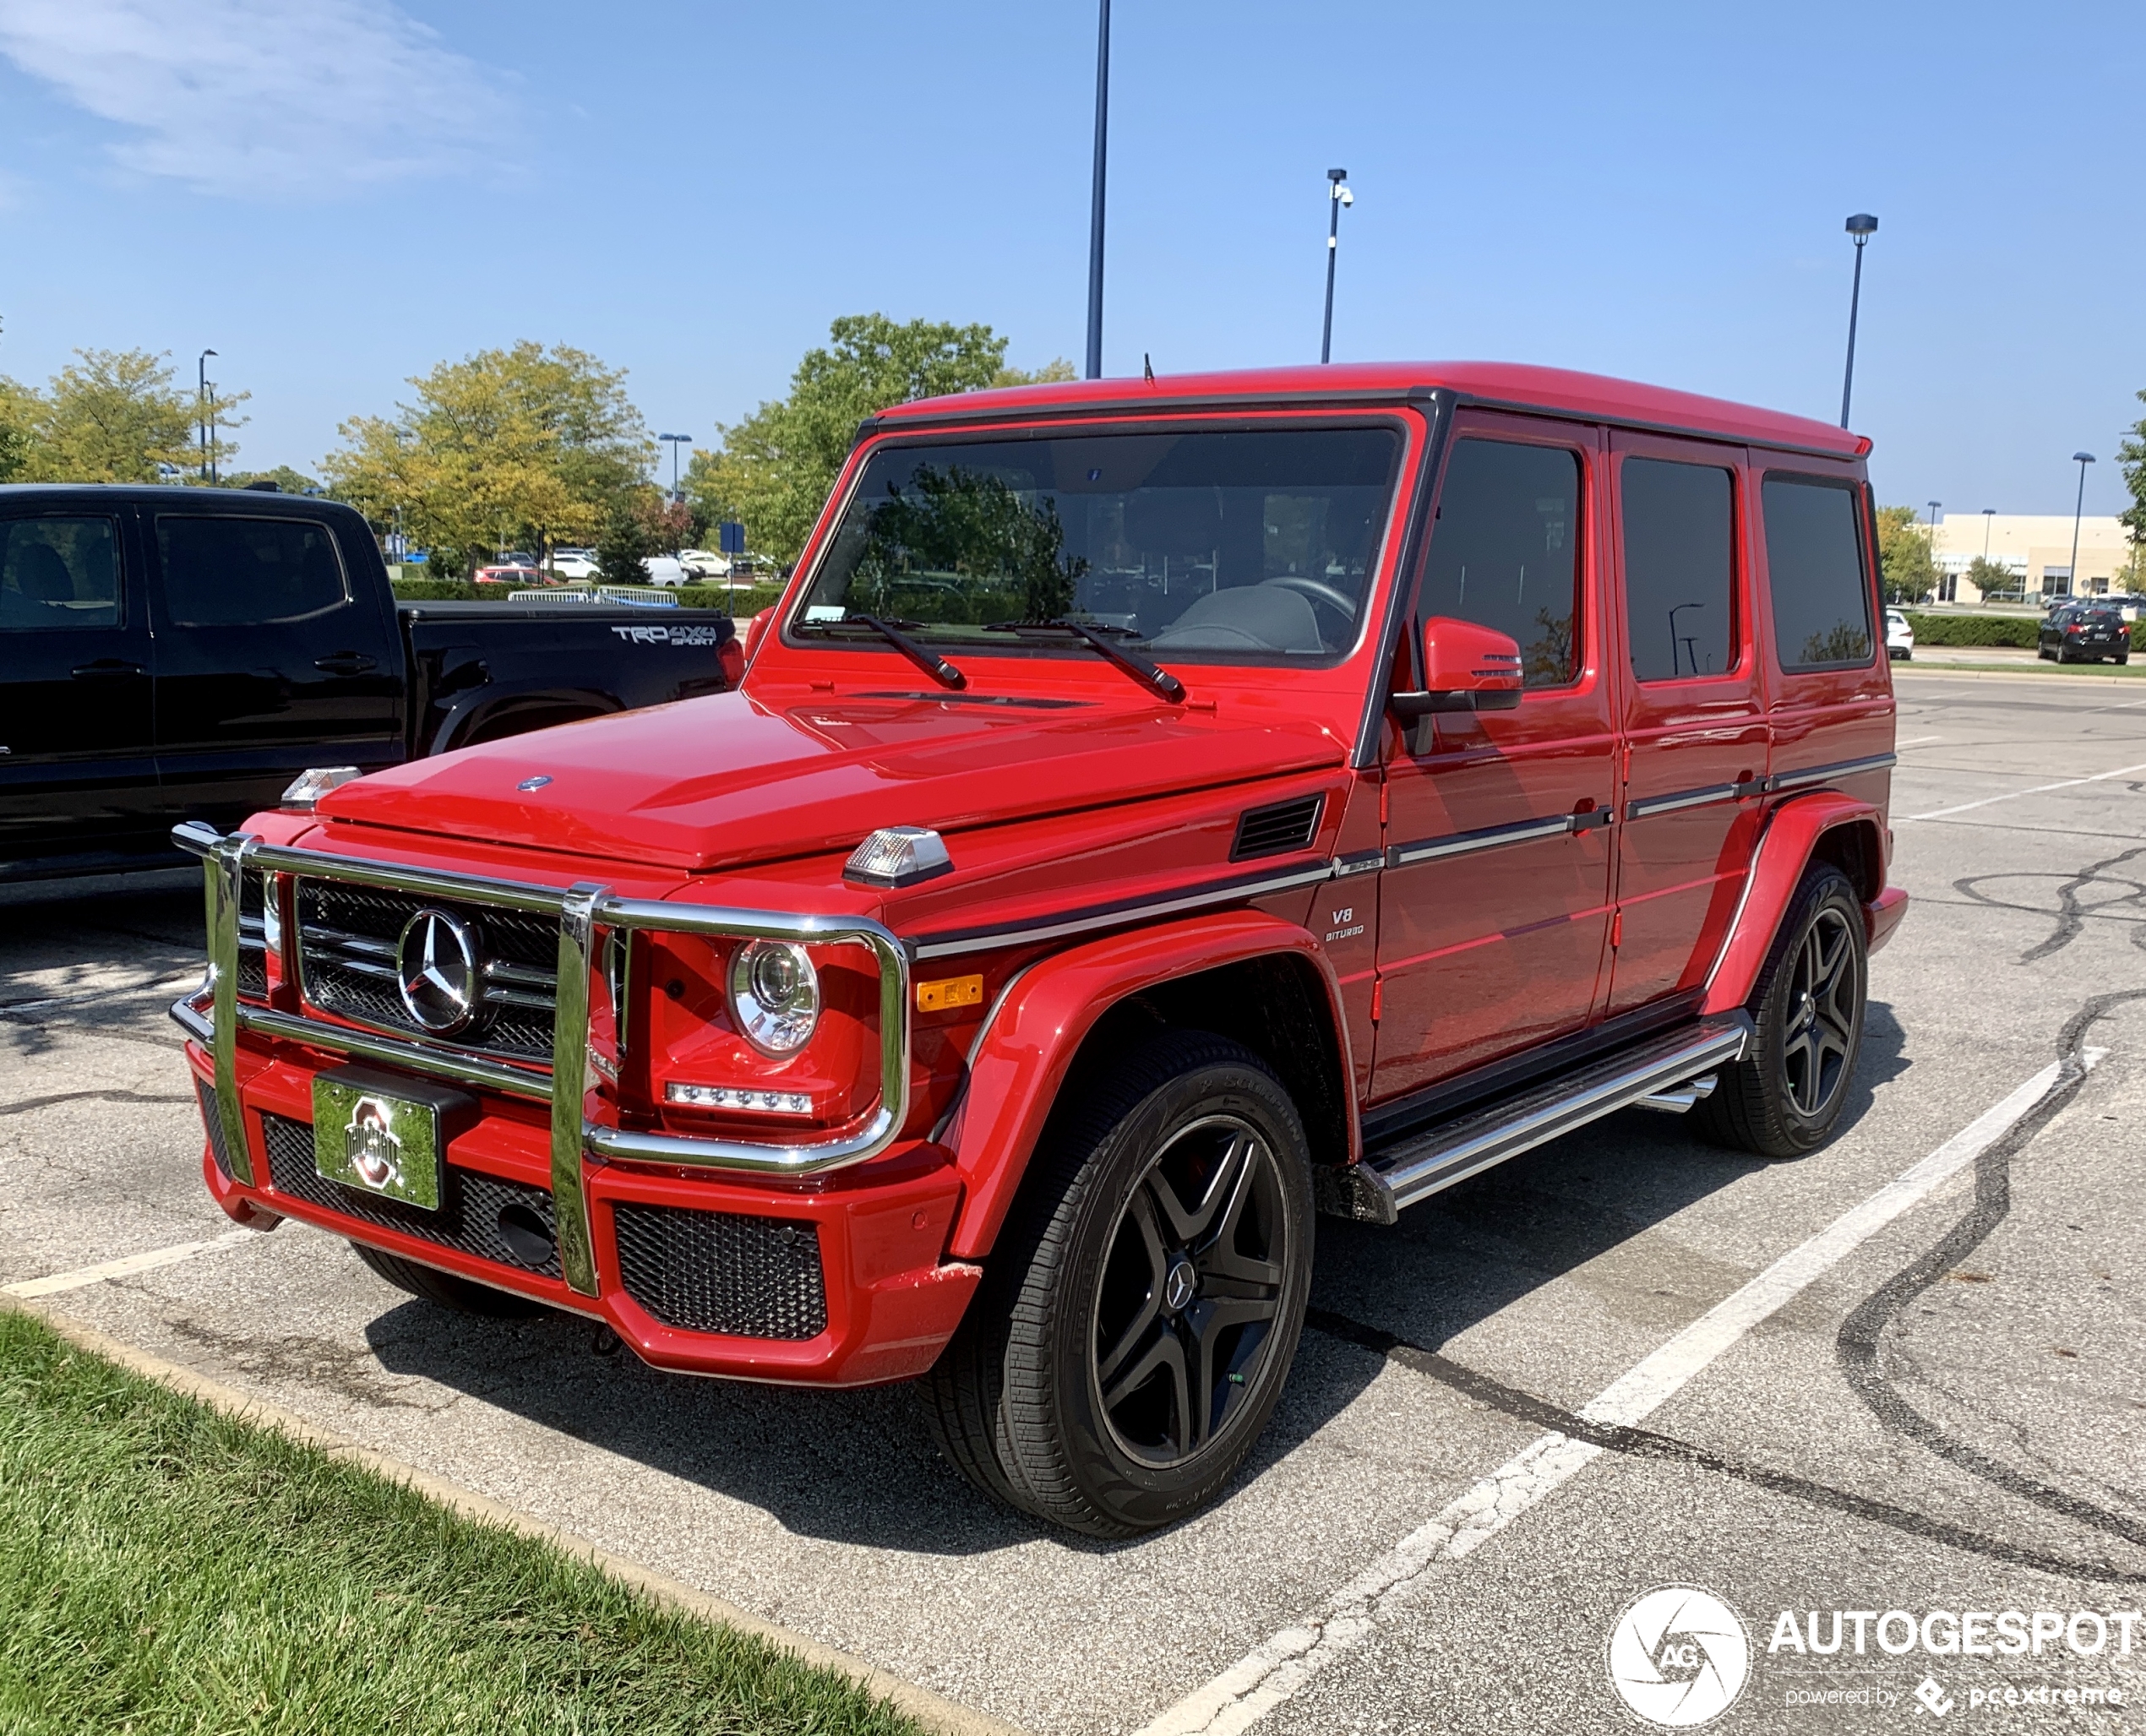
[3,677,2143,1734]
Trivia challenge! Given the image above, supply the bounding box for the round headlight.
[728,940,820,1055]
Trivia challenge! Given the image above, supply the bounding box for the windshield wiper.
[984,620,1186,703]
[798,614,967,689]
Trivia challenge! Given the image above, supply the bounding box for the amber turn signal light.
[916,974,983,1013]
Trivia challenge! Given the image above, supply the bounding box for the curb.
[3,1292,1031,1736]
[1893,662,2140,685]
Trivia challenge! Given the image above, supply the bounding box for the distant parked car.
[2039,604,2130,664]
[1884,608,1913,661]
[473,563,549,586]
[640,554,687,586]
[678,548,729,579]
[550,549,599,580]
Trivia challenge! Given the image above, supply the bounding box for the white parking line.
[1893,734,1944,747]
[3,1228,256,1298]
[1904,759,2146,822]
[1138,1053,2097,1736]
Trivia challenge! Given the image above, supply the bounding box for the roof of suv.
[875,361,1870,460]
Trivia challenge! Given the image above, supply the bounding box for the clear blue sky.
[1,0,2138,519]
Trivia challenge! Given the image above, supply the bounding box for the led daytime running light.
[666,1083,813,1115]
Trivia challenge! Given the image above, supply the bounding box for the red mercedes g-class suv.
[175,363,1906,1536]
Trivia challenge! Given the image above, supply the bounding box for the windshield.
[792,426,1403,664]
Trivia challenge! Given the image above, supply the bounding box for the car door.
[1370,414,1617,1099]
[1604,434,1768,1014]
[150,509,401,832]
[0,506,161,872]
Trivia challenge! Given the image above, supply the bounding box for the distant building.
[1923,513,2135,603]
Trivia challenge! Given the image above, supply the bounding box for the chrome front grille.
[294,878,558,1062]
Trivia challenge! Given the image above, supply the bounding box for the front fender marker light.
[843,825,954,888]
[917,974,983,1013]
[666,1083,813,1115]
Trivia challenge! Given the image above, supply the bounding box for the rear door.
[1604,433,1767,1013]
[0,506,161,871]
[150,509,402,831]
[1371,414,1617,1098]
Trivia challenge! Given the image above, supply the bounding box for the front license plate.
[313,1073,445,1211]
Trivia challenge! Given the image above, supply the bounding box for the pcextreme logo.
[1608,1586,1752,1728]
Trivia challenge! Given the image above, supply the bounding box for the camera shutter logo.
[344,1098,404,1193]
[1606,1586,1751,1727]
[396,907,482,1036]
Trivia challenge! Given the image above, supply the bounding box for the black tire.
[2037,644,2052,661]
[923,1031,1314,1537]
[1693,865,1867,1160]
[348,1239,548,1316]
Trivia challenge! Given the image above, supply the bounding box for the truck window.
[0,518,120,630]
[157,516,348,629]
[1417,438,1581,687]
[1621,459,1735,681]
[1762,477,1872,669]
[793,426,1403,665]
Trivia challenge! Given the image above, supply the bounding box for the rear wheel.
[923,1031,1313,1536]
[348,1240,548,1316]
[1694,865,1866,1160]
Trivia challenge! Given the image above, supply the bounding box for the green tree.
[2118,386,2146,565]
[0,376,35,483]
[1875,503,1940,605]
[324,342,651,563]
[594,506,652,587]
[13,349,220,482]
[689,313,1038,563]
[1964,554,2019,600]
[224,464,323,495]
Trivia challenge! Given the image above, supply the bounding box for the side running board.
[1331,1013,1755,1225]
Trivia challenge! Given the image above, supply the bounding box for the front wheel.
[1694,865,1867,1160]
[349,1240,548,1316]
[923,1031,1314,1536]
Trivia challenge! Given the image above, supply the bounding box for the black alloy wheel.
[923,1031,1314,1537]
[1778,904,1858,1119]
[1694,863,1868,1160]
[1092,1113,1288,1468]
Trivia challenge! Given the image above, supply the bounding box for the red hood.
[316,689,1344,873]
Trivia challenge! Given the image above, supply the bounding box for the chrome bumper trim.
[171,823,912,1299]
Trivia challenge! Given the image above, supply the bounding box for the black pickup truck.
[1,484,738,881]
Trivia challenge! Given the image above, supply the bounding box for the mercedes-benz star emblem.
[396,907,483,1036]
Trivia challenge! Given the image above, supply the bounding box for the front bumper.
[174,823,982,1385]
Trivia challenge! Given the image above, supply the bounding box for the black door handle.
[313,651,379,675]
[71,659,144,679]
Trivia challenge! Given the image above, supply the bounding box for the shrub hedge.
[387,578,787,617]
[1903,611,2143,652]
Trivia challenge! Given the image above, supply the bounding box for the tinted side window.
[1762,478,1871,669]
[1419,438,1582,687]
[1620,459,1735,681]
[0,518,121,630]
[158,516,347,628]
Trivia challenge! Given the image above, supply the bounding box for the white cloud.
[0,0,512,197]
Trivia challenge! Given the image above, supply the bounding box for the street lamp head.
[2072,451,2095,465]
[1845,213,1878,238]
[1327,166,1348,183]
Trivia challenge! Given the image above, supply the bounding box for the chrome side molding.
[1338,1014,1754,1225]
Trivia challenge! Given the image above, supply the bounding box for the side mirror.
[740,607,775,664]
[1390,616,1524,717]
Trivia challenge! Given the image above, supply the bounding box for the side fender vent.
[1231,793,1325,862]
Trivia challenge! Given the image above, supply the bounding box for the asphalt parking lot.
[4,667,2143,1735]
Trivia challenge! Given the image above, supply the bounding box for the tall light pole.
[197,349,216,482]
[658,433,692,502]
[206,380,219,485]
[1839,214,1877,428]
[1321,169,1354,365]
[1981,508,1995,560]
[1084,0,1110,380]
[2068,452,2094,599]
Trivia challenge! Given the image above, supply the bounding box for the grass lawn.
[0,1309,925,1736]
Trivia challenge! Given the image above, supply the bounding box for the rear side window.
[1419,438,1582,687]
[0,517,120,630]
[1620,459,1735,681]
[1762,477,1871,669]
[158,516,347,628]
